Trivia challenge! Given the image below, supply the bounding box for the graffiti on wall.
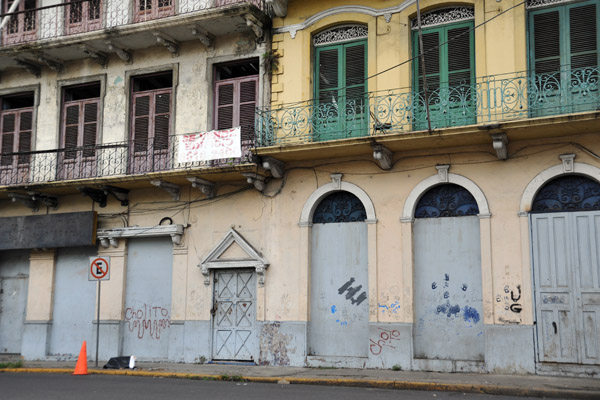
[369,328,401,355]
[338,277,367,306]
[330,305,353,327]
[432,273,480,324]
[378,301,401,315]
[496,284,522,314]
[125,303,170,340]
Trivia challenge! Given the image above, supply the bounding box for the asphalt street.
[0,373,541,400]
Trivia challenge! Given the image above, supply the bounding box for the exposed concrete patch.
[259,321,294,366]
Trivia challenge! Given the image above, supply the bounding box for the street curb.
[1,368,598,399]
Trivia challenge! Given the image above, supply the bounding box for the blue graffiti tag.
[436,301,461,317]
[331,305,337,314]
[379,301,401,314]
[463,306,480,324]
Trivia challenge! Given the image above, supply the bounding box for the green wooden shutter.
[315,39,367,140]
[316,46,340,105]
[413,21,474,129]
[531,9,562,75]
[529,0,599,115]
[569,2,597,70]
[345,42,366,106]
[415,29,441,94]
[447,26,473,88]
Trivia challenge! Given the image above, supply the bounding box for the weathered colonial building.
[0,0,274,363]
[0,0,599,377]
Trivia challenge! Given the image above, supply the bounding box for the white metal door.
[122,238,173,360]
[413,216,484,361]
[212,269,256,361]
[532,211,600,364]
[0,250,29,354]
[49,247,98,358]
[309,222,369,357]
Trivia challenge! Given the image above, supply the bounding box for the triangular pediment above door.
[199,229,269,286]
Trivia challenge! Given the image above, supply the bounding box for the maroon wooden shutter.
[154,91,171,151]
[133,93,150,152]
[1,109,33,168]
[239,77,258,140]
[83,101,98,157]
[18,111,33,164]
[215,76,258,149]
[1,112,16,166]
[215,81,235,130]
[63,104,80,159]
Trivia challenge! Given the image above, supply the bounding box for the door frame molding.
[519,160,600,215]
[401,166,493,325]
[518,160,600,326]
[299,175,377,327]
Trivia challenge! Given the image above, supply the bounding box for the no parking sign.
[89,257,110,281]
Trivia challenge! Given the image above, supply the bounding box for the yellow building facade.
[0,0,598,376]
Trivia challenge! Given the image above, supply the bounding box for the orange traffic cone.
[72,341,88,375]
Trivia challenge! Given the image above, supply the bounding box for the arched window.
[531,175,600,212]
[415,183,479,218]
[312,191,367,223]
[313,25,368,141]
[411,7,475,129]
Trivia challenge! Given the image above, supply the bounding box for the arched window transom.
[415,184,479,218]
[532,175,600,213]
[313,25,368,46]
[411,6,474,30]
[313,191,367,223]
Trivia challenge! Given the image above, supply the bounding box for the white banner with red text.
[177,127,241,163]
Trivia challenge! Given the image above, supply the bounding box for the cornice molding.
[273,2,416,38]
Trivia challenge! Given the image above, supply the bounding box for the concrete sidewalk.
[4,361,598,399]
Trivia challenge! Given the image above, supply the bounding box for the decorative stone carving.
[267,0,288,17]
[330,173,343,189]
[97,225,185,248]
[371,143,393,170]
[492,133,508,160]
[560,154,576,173]
[411,7,474,30]
[436,165,450,183]
[199,228,269,287]
[526,0,572,9]
[314,25,368,46]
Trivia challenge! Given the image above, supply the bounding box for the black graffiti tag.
[338,278,367,306]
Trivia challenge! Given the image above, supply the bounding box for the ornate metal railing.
[1,0,269,47]
[256,66,599,146]
[0,129,256,186]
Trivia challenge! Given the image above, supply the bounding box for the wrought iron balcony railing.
[1,0,269,47]
[256,66,599,147]
[0,129,256,187]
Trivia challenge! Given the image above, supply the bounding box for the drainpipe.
[0,0,22,31]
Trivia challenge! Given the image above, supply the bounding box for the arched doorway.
[308,191,369,357]
[413,183,485,361]
[530,174,600,365]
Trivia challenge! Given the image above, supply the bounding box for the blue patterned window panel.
[531,175,600,213]
[312,191,367,223]
[415,184,479,218]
